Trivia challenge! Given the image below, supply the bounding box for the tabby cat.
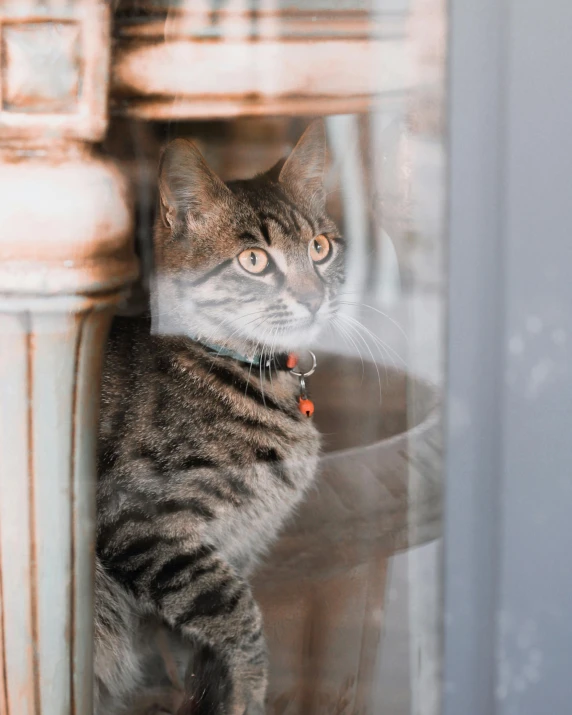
[95,120,344,715]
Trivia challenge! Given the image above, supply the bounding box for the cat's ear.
[158,138,233,239]
[279,120,327,208]
[263,157,286,183]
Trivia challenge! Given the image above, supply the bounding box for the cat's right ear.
[158,138,233,239]
[278,120,327,209]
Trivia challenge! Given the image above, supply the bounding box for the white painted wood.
[0,313,36,715]
[32,315,76,715]
[326,114,369,317]
[113,39,410,99]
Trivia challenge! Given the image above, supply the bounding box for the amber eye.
[309,235,331,263]
[238,248,269,274]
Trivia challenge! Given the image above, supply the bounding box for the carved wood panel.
[0,2,110,141]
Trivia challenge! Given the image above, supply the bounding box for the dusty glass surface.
[100,1,448,712]
[3,2,571,713]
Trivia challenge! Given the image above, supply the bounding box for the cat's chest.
[207,422,321,573]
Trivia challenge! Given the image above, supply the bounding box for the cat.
[94,120,344,715]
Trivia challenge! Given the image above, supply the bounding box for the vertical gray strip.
[497,1,572,712]
[445,0,572,714]
[0,513,8,715]
[444,0,506,713]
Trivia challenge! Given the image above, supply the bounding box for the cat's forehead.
[228,178,322,248]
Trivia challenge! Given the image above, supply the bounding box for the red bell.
[298,397,315,417]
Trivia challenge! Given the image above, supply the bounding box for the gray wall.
[444,1,572,714]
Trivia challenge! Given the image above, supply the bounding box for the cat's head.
[154,121,343,353]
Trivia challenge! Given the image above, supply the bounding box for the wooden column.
[0,3,137,715]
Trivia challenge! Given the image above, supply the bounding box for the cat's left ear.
[279,120,327,209]
[158,138,235,240]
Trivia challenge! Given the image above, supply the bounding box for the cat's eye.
[238,248,270,274]
[309,235,331,263]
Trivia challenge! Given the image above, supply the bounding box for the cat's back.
[99,315,154,443]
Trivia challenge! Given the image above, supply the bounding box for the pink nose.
[297,293,323,315]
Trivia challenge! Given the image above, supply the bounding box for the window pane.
[105,1,448,712]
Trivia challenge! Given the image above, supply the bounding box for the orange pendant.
[298,397,315,417]
[286,353,299,369]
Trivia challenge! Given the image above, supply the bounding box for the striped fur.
[94,121,343,714]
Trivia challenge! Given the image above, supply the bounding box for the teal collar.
[200,340,262,366]
[195,338,293,371]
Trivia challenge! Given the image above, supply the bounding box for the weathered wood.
[0,2,110,142]
[0,302,116,715]
[111,4,410,119]
[0,3,137,714]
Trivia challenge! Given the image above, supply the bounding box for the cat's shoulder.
[103,314,191,382]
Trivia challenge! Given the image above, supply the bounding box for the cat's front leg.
[147,544,267,715]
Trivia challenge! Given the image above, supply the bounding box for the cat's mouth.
[258,317,324,352]
[187,305,331,355]
[277,316,316,329]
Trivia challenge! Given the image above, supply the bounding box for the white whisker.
[336,297,408,341]
[332,317,365,383]
[338,312,406,369]
[245,323,268,398]
[267,325,280,396]
[337,316,383,400]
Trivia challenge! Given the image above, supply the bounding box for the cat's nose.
[298,293,323,315]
